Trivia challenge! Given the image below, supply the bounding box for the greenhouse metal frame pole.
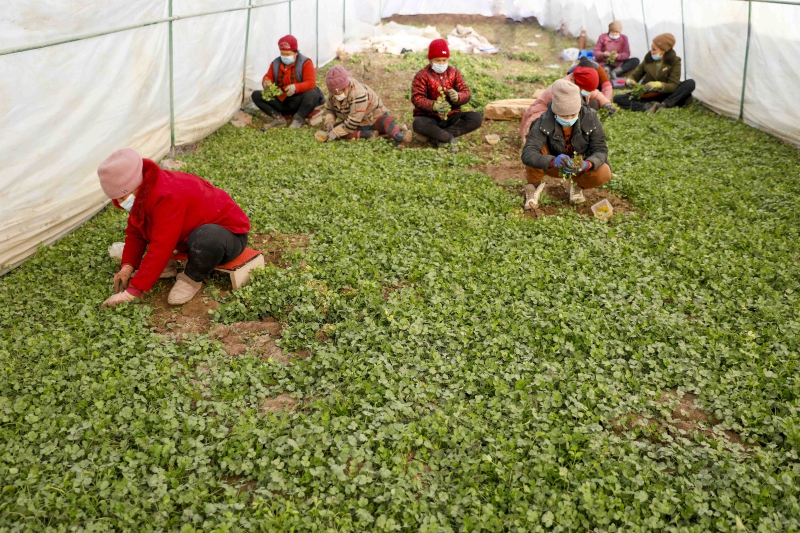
[169,0,176,160]
[680,0,687,78]
[739,1,753,120]
[640,0,649,46]
[316,0,320,65]
[609,0,615,22]
[242,0,254,106]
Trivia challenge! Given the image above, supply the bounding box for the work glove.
[101,290,136,309]
[552,153,573,168]
[643,81,663,92]
[435,101,450,115]
[625,78,636,87]
[446,88,459,102]
[603,103,617,116]
[262,78,272,91]
[113,265,134,294]
[327,129,339,141]
[326,121,334,132]
[576,160,591,174]
[285,84,297,97]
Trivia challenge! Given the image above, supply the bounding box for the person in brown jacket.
[613,33,695,113]
[322,66,410,148]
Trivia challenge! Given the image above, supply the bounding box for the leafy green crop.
[505,73,563,85]
[2,51,800,533]
[506,51,543,62]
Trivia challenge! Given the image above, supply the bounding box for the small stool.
[172,248,265,290]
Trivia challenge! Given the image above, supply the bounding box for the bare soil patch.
[259,392,299,414]
[250,231,310,267]
[610,388,759,453]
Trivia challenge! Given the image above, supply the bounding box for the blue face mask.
[651,53,661,61]
[281,54,296,65]
[556,115,578,127]
[431,62,448,74]
[580,89,591,97]
[120,194,135,212]
[609,34,620,40]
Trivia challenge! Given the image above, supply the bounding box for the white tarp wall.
[0,0,377,273]
[383,0,800,147]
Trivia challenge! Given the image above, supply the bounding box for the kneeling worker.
[251,34,326,129]
[521,80,611,209]
[322,66,410,147]
[411,39,483,153]
[98,149,250,309]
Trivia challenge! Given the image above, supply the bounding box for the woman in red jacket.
[252,34,326,130]
[411,39,483,153]
[98,149,250,308]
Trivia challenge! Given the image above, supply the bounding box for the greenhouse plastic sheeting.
[385,0,800,146]
[0,0,374,273]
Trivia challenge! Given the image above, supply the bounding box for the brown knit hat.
[608,21,622,33]
[652,33,676,52]
[326,66,350,93]
[551,79,581,116]
[97,148,143,199]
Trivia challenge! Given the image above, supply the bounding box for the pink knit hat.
[326,66,350,93]
[97,148,143,199]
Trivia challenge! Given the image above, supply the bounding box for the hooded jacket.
[118,159,250,293]
[521,103,609,171]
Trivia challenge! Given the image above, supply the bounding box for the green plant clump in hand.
[630,83,648,97]
[435,86,451,121]
[559,151,584,179]
[262,82,284,100]
[597,103,621,119]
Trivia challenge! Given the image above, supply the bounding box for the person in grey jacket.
[521,79,611,208]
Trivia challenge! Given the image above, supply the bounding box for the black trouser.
[602,58,640,76]
[613,79,696,112]
[251,87,323,120]
[412,111,483,143]
[184,224,248,282]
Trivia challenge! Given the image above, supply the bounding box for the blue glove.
[552,154,573,168]
[578,160,590,173]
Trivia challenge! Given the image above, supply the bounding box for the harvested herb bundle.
[261,83,284,101]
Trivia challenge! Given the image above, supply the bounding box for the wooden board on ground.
[484,91,543,121]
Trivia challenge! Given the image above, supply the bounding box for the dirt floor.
[145,232,310,365]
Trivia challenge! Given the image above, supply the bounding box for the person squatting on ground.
[411,39,483,153]
[321,66,410,148]
[521,80,612,209]
[251,34,326,130]
[520,65,616,143]
[614,33,696,114]
[593,20,639,80]
[98,149,250,309]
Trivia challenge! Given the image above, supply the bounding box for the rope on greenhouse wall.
[739,0,753,120]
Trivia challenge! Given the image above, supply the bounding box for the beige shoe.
[569,182,586,204]
[168,273,203,305]
[159,259,179,279]
[523,182,546,210]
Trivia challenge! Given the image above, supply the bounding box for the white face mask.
[580,89,591,97]
[334,93,347,101]
[432,62,448,74]
[120,194,135,212]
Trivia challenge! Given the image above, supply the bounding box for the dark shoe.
[437,139,459,153]
[261,116,286,131]
[289,118,304,129]
[647,102,665,115]
[682,95,695,107]
[393,129,411,149]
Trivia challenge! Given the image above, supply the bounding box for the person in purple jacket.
[593,21,639,80]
